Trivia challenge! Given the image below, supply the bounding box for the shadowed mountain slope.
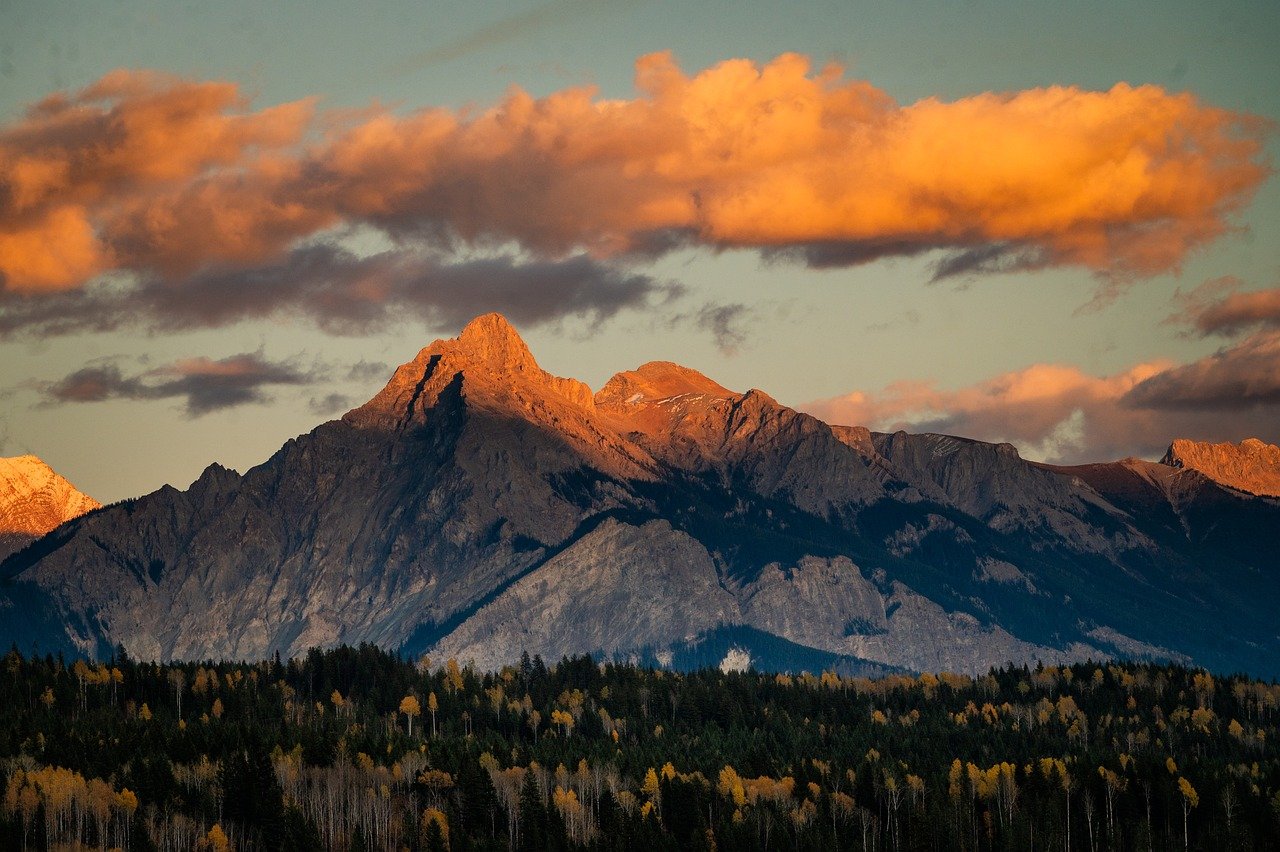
[3,314,1277,676]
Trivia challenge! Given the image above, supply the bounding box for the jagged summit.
[455,312,539,372]
[346,313,595,428]
[1161,437,1280,497]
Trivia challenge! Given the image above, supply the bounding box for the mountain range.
[2,314,1277,676]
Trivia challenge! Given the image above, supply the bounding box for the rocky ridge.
[1161,437,1280,497]
[2,314,1278,677]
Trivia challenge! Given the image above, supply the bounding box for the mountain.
[3,314,1278,676]
[1160,437,1280,497]
[0,456,100,560]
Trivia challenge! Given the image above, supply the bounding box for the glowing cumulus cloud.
[0,54,1269,302]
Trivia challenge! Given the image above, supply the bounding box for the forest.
[1,645,1278,850]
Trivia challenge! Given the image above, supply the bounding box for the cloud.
[1,54,1268,305]
[695,303,751,355]
[0,70,314,292]
[805,274,1280,461]
[0,246,681,338]
[1168,278,1280,338]
[1122,330,1280,411]
[345,360,389,383]
[663,302,753,355]
[393,0,639,72]
[40,352,321,416]
[308,393,353,417]
[804,333,1280,463]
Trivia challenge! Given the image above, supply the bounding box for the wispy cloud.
[1167,278,1280,338]
[39,351,323,416]
[308,393,354,417]
[664,302,753,356]
[392,0,641,73]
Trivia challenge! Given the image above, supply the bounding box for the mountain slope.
[0,456,100,560]
[2,314,1277,676]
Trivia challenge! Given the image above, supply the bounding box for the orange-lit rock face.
[0,455,100,558]
[1162,438,1280,497]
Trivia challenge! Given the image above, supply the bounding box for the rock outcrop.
[1161,438,1280,497]
[2,314,1277,677]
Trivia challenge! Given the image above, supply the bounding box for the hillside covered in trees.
[2,646,1278,850]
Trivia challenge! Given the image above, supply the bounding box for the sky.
[1,0,1278,503]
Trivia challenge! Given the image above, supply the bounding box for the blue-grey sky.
[1,0,1278,502]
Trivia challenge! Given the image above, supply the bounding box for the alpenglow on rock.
[0,456,100,560]
[2,314,1278,677]
[1161,437,1280,497]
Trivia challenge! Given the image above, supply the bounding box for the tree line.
[2,644,1278,850]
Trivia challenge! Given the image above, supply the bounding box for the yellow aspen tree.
[422,806,450,849]
[642,767,661,806]
[204,823,230,852]
[445,658,464,693]
[1178,777,1198,850]
[428,692,439,737]
[400,695,421,737]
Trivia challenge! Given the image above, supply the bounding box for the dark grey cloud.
[662,301,754,356]
[40,352,322,416]
[0,246,682,339]
[694,303,751,356]
[762,239,935,270]
[1122,330,1280,412]
[309,393,353,417]
[930,243,1052,282]
[346,360,390,383]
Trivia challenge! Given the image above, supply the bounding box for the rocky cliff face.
[1161,438,1280,497]
[3,314,1277,677]
[0,456,100,560]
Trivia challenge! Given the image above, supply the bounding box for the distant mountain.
[1160,437,1280,497]
[0,455,100,560]
[2,315,1278,676]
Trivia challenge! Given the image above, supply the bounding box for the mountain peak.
[596,361,733,409]
[1161,437,1280,497]
[347,313,596,428]
[455,313,537,372]
[0,455,100,559]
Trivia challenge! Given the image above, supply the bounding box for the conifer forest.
[2,646,1278,850]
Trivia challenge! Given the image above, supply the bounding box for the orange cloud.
[0,54,1270,298]
[0,70,313,291]
[0,206,107,292]
[804,334,1280,463]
